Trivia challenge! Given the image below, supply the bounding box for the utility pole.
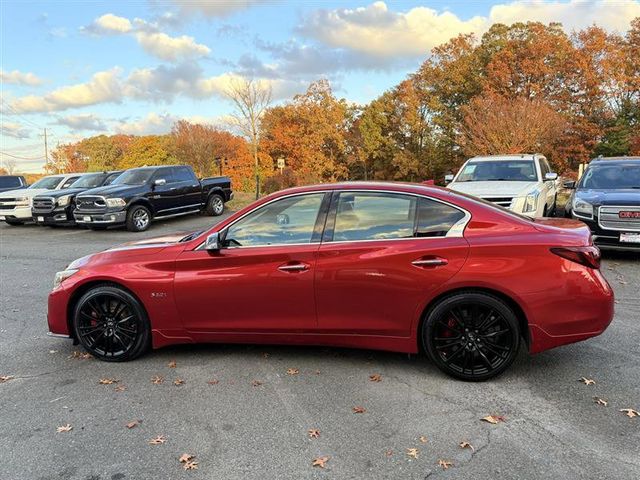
[43,128,49,172]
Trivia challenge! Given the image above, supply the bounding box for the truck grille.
[482,197,513,208]
[32,197,55,212]
[75,196,107,211]
[0,198,19,210]
[598,206,640,232]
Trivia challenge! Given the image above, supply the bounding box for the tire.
[5,219,24,226]
[422,292,520,381]
[126,204,151,232]
[72,285,151,362]
[206,194,225,216]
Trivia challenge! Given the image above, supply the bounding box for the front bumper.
[74,210,127,225]
[33,208,74,225]
[573,215,640,250]
[0,205,32,221]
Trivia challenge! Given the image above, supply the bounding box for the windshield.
[456,160,538,182]
[70,173,107,188]
[0,177,23,188]
[28,176,64,190]
[112,169,153,186]
[579,164,640,189]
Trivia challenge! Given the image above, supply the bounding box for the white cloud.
[83,13,132,34]
[114,112,229,135]
[0,69,44,86]
[299,0,640,58]
[56,113,108,132]
[1,122,31,139]
[170,0,266,18]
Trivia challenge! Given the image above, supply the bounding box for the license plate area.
[37,216,44,222]
[83,216,92,222]
[620,232,640,243]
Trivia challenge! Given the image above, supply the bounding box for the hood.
[575,189,640,207]
[101,231,194,257]
[0,188,50,199]
[80,184,146,198]
[448,181,539,198]
[38,187,87,199]
[0,186,27,194]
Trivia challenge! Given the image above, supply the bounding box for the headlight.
[523,192,539,213]
[15,196,30,206]
[53,269,78,289]
[106,198,126,208]
[572,197,593,218]
[57,195,71,207]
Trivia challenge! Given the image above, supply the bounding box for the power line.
[0,151,44,160]
[0,100,45,130]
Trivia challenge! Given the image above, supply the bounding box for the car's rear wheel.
[72,285,151,362]
[206,193,225,216]
[422,292,520,381]
[126,205,151,232]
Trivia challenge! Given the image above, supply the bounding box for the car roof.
[467,154,542,162]
[590,156,640,164]
[269,181,450,198]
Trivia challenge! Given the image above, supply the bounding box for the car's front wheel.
[126,205,151,232]
[72,285,151,361]
[422,292,520,381]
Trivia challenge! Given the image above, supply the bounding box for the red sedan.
[47,182,614,381]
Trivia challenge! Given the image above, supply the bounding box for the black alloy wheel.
[423,292,520,381]
[73,285,150,362]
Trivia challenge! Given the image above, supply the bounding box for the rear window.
[0,177,23,188]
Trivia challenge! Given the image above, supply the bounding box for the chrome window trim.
[598,205,640,232]
[194,188,471,251]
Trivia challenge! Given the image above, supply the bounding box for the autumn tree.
[120,135,176,169]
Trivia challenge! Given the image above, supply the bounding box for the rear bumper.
[74,210,126,225]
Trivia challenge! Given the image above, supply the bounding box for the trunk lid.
[533,217,593,245]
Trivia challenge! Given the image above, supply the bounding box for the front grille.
[483,197,513,208]
[32,197,55,212]
[0,198,19,210]
[75,196,107,211]
[599,206,640,232]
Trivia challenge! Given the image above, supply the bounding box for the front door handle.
[278,262,310,273]
[411,257,448,268]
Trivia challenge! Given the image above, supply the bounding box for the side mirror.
[444,174,454,184]
[276,213,290,225]
[153,178,167,187]
[563,180,576,189]
[204,232,221,251]
[545,172,559,181]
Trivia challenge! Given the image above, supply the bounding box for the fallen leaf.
[151,375,164,385]
[579,377,596,385]
[149,435,166,445]
[98,378,118,385]
[438,459,453,470]
[126,420,140,429]
[207,379,219,385]
[419,436,428,444]
[406,448,419,459]
[619,280,628,285]
[251,380,263,387]
[308,429,320,439]
[183,461,198,470]
[315,370,321,375]
[620,408,639,418]
[114,385,126,392]
[0,375,15,383]
[262,352,270,358]
[69,351,92,359]
[352,406,366,414]
[174,378,185,386]
[481,415,505,424]
[168,360,177,368]
[594,397,608,407]
[286,368,299,375]
[385,449,393,457]
[57,424,72,433]
[369,374,382,382]
[459,441,474,452]
[179,453,194,463]
[312,456,329,468]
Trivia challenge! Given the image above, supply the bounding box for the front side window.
[224,193,325,247]
[113,169,154,185]
[61,177,80,188]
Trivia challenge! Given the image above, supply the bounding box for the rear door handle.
[411,257,448,268]
[278,262,310,273]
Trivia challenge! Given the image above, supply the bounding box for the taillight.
[550,246,601,269]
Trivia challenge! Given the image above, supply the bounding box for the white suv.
[0,173,83,225]
[445,154,558,217]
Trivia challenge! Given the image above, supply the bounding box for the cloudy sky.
[1,0,639,172]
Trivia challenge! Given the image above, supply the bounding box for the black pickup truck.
[32,171,123,226]
[74,165,233,232]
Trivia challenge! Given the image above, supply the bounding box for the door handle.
[278,262,309,273]
[411,257,448,268]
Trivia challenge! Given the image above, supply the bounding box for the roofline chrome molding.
[195,188,471,250]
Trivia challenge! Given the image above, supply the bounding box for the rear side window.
[173,167,196,183]
[61,176,79,188]
[416,198,466,237]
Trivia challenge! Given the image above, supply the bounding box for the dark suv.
[32,171,123,226]
[74,165,233,232]
[0,175,28,193]
[564,156,640,250]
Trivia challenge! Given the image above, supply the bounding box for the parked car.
[0,175,28,193]
[564,156,640,250]
[32,171,123,226]
[445,154,558,217]
[73,165,233,232]
[0,173,84,226]
[47,182,613,381]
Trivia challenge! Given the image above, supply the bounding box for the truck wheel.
[206,194,225,216]
[126,205,151,232]
[4,219,24,226]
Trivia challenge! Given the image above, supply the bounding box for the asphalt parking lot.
[0,213,638,480]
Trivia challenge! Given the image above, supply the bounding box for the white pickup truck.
[0,173,83,225]
[445,154,559,218]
